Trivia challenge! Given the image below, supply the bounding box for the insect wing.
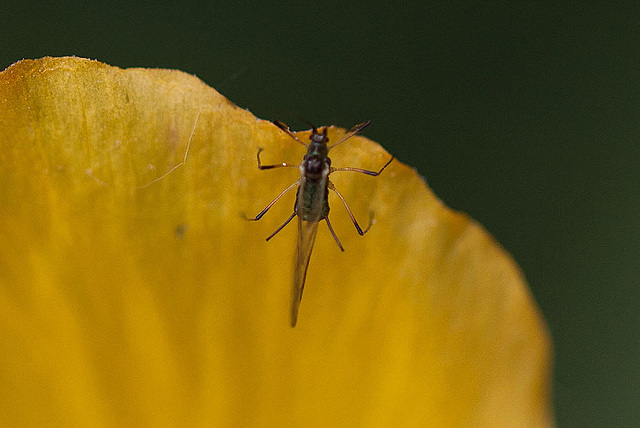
[291,218,319,327]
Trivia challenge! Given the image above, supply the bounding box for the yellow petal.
[0,57,553,426]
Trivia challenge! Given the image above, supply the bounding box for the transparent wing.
[291,217,319,327]
[290,165,329,327]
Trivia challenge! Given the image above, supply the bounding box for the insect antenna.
[273,120,308,147]
[328,120,371,150]
[295,117,320,134]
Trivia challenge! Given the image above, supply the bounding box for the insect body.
[248,121,393,327]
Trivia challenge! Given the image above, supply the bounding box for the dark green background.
[3,2,638,426]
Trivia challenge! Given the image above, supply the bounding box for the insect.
[247,120,394,327]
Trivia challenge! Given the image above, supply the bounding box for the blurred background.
[2,2,638,426]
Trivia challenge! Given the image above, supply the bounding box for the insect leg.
[256,147,299,170]
[244,180,299,221]
[324,216,345,251]
[266,212,297,241]
[330,155,394,176]
[328,181,374,235]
